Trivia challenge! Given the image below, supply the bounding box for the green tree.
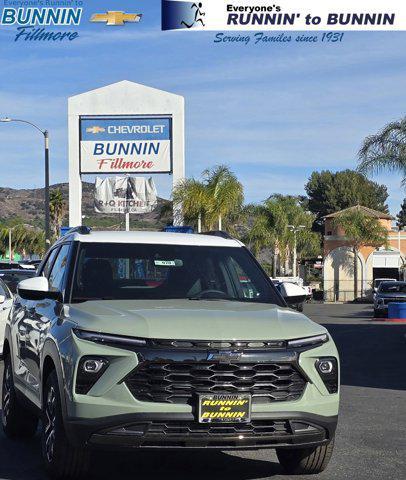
[203,165,244,230]
[49,189,65,240]
[397,198,406,229]
[358,117,406,185]
[333,208,388,299]
[305,170,388,231]
[172,165,243,231]
[243,195,320,276]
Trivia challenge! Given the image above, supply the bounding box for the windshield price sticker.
[154,259,183,267]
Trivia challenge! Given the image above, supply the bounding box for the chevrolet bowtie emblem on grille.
[86,126,105,134]
[90,11,142,26]
[207,351,243,363]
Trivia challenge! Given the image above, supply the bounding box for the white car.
[0,277,13,355]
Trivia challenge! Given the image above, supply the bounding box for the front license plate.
[198,394,251,423]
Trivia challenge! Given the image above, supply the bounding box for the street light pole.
[44,130,50,248]
[8,229,11,265]
[288,225,306,277]
[0,117,50,250]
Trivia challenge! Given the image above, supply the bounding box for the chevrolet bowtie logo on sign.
[86,126,106,134]
[90,11,142,26]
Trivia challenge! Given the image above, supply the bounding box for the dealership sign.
[80,117,172,174]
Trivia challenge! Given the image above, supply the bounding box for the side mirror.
[0,294,5,304]
[280,282,307,307]
[17,277,62,301]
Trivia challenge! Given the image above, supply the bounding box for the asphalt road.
[1,303,405,480]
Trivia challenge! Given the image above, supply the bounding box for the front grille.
[124,361,307,404]
[123,419,291,437]
[150,339,287,350]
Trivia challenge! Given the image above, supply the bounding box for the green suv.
[2,228,339,478]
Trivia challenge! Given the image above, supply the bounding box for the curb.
[371,318,406,323]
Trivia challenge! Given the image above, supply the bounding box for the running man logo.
[162,1,206,31]
[90,11,142,26]
[86,126,106,134]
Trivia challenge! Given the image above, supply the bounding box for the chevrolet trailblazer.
[2,228,339,478]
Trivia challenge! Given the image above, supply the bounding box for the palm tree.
[172,178,211,231]
[203,165,244,230]
[49,189,65,240]
[243,196,320,276]
[172,166,244,232]
[358,117,406,185]
[333,208,388,299]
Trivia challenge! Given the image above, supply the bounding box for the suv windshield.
[379,282,406,293]
[71,243,280,304]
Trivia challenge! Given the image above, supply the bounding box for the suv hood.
[67,300,326,341]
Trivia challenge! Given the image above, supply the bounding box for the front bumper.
[63,332,340,450]
[66,411,337,450]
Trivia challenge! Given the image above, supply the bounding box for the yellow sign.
[90,11,142,26]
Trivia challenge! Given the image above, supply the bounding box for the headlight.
[73,329,147,347]
[287,333,328,349]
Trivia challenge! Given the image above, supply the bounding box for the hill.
[0,182,172,230]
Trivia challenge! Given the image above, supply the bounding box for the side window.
[48,244,71,293]
[0,280,9,299]
[40,248,60,278]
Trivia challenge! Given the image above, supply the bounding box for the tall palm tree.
[204,165,244,230]
[358,117,406,185]
[333,208,388,299]
[49,189,65,240]
[172,166,244,232]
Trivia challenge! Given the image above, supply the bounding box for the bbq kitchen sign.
[80,117,172,174]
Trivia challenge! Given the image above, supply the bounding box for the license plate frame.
[198,394,252,423]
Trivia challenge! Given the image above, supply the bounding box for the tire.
[296,303,304,312]
[41,370,89,479]
[276,438,335,475]
[374,309,381,318]
[1,355,38,439]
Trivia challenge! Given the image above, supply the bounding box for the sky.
[0,0,405,215]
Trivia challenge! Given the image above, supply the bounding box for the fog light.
[317,360,334,374]
[315,357,338,394]
[82,359,106,373]
[76,357,109,394]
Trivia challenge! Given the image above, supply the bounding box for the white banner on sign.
[94,177,158,214]
[162,0,406,31]
[81,140,171,173]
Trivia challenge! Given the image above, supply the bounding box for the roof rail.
[201,230,234,239]
[65,226,92,235]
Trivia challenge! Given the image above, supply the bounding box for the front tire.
[276,438,335,475]
[2,355,38,439]
[41,371,89,479]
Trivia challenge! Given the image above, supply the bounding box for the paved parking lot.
[0,303,405,480]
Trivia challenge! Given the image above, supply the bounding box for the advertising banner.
[162,0,406,31]
[94,177,158,214]
[80,117,172,174]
